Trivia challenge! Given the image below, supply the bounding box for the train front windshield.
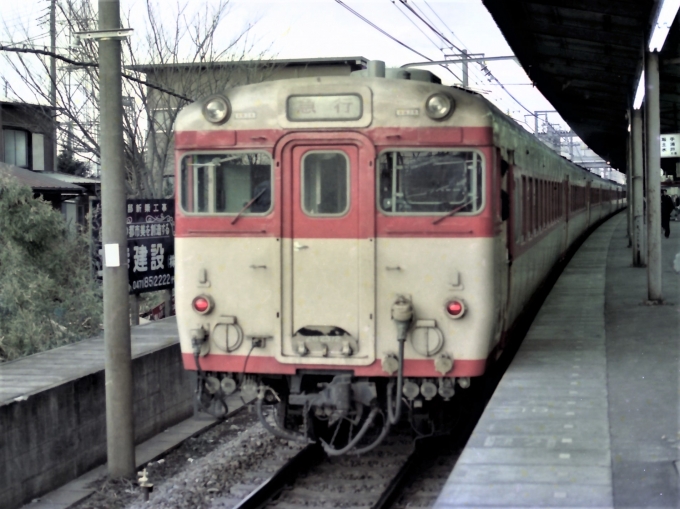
[378,150,483,214]
[180,153,272,215]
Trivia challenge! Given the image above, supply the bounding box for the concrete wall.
[0,344,192,509]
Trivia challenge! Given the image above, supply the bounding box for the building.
[0,101,99,228]
[0,101,56,172]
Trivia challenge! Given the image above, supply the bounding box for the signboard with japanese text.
[91,199,175,294]
[661,134,680,158]
[287,94,363,121]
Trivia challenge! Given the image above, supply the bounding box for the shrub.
[0,175,102,361]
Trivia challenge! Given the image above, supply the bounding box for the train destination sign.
[287,94,362,121]
[91,199,175,294]
[661,133,680,158]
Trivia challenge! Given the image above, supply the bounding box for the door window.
[301,151,349,216]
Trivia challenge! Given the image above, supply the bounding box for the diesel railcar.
[173,62,625,454]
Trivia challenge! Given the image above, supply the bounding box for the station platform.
[0,317,209,509]
[435,212,680,508]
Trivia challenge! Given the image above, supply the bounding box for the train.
[173,61,625,455]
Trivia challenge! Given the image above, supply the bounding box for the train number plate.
[287,94,362,121]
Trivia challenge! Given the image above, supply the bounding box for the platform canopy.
[481,0,680,172]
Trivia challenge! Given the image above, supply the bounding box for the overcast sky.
[1,0,568,133]
[229,0,565,132]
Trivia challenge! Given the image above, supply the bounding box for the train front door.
[278,134,376,365]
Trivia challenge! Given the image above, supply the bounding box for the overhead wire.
[333,0,435,64]
[333,0,461,80]
[412,0,597,166]
[390,1,443,53]
[398,0,488,88]
[388,0,461,81]
[410,0,488,88]
[422,0,469,52]
[405,0,553,134]
[396,0,461,52]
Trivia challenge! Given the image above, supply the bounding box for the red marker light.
[446,300,465,318]
[192,295,213,315]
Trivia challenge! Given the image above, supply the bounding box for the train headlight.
[202,95,230,124]
[192,295,214,315]
[425,93,454,120]
[445,299,465,319]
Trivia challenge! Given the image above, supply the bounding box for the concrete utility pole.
[645,51,662,301]
[50,0,57,171]
[99,0,135,478]
[632,107,645,266]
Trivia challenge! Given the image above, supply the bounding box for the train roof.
[174,75,494,132]
[174,74,622,188]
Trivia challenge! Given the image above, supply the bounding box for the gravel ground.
[72,407,305,509]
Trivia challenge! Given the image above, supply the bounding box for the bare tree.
[2,0,275,198]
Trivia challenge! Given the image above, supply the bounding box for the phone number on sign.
[132,274,174,291]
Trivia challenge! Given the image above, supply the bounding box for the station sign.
[91,199,175,294]
[661,134,680,157]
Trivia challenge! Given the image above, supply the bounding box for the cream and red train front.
[174,75,499,449]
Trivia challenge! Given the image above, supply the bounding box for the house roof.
[43,172,100,186]
[0,100,57,110]
[0,163,84,193]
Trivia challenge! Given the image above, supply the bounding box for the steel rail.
[233,442,325,509]
[370,435,443,509]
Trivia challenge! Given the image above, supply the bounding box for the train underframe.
[195,368,467,455]
[191,296,475,454]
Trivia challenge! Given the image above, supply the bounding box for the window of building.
[4,128,29,168]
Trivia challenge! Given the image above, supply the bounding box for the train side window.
[514,176,523,243]
[532,178,537,233]
[302,151,349,216]
[539,180,544,229]
[180,152,272,215]
[530,178,536,234]
[522,176,528,238]
[540,180,544,227]
[377,150,484,215]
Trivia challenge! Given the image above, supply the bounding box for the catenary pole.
[632,107,645,267]
[461,49,468,88]
[99,0,135,477]
[645,50,662,301]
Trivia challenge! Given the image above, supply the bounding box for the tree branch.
[0,44,193,101]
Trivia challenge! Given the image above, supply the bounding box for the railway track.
[224,434,453,509]
[219,380,486,509]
